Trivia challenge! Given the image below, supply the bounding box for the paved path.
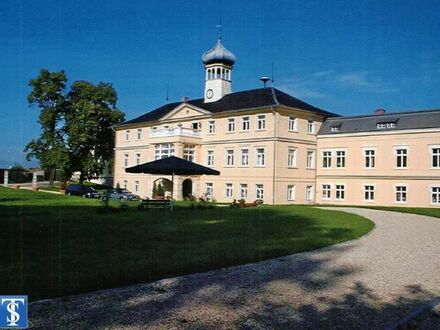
[29,208,440,329]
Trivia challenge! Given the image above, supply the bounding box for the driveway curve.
[30,208,440,329]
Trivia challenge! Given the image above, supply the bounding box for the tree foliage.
[25,69,125,183]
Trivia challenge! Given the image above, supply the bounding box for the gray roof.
[202,38,236,66]
[319,109,440,135]
[120,88,337,127]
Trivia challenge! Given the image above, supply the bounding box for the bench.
[138,198,173,210]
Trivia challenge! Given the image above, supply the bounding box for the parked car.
[104,188,140,201]
[66,184,101,198]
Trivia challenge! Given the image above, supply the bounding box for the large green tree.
[25,69,125,185]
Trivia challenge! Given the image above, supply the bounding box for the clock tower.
[202,36,235,103]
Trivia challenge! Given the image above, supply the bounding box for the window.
[330,125,340,132]
[257,115,266,130]
[192,122,200,130]
[432,147,440,168]
[377,121,397,129]
[225,183,233,198]
[205,183,213,196]
[335,185,345,200]
[123,154,129,167]
[256,148,265,166]
[256,184,264,200]
[137,128,142,140]
[396,186,407,203]
[396,148,407,168]
[432,187,440,204]
[134,180,139,193]
[288,116,297,131]
[155,143,175,159]
[240,148,249,166]
[207,150,214,166]
[322,151,332,168]
[208,120,216,134]
[307,151,315,168]
[364,149,375,168]
[240,184,248,199]
[183,145,195,162]
[226,149,234,166]
[135,153,141,165]
[227,118,235,132]
[123,180,128,189]
[287,185,296,201]
[288,148,297,167]
[364,185,375,201]
[306,185,314,201]
[307,121,315,133]
[322,184,331,199]
[241,116,250,131]
[336,151,346,168]
[125,130,130,141]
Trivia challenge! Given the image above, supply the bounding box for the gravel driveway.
[29,208,440,329]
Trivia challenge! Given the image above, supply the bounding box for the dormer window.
[377,120,398,129]
[330,124,341,132]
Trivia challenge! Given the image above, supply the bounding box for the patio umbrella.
[125,156,220,201]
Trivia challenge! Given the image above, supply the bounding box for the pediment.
[160,103,211,121]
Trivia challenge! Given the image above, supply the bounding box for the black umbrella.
[125,156,220,200]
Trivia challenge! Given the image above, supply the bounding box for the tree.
[25,69,125,186]
[25,69,70,186]
[65,81,124,183]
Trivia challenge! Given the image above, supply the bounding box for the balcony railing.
[150,127,201,138]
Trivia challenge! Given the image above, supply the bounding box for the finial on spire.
[216,24,222,41]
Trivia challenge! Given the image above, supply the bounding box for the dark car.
[66,184,101,198]
[104,188,140,201]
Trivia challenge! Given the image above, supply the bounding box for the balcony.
[150,127,201,138]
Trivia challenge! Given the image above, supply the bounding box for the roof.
[120,88,336,126]
[202,38,236,66]
[318,109,440,135]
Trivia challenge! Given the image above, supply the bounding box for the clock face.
[206,89,214,99]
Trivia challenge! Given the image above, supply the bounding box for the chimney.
[181,96,189,103]
[374,108,386,115]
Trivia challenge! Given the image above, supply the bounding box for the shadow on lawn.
[28,241,438,329]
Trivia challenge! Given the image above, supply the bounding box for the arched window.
[222,68,225,79]
[226,70,229,80]
[217,68,221,78]
[208,69,212,80]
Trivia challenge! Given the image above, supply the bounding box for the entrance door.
[182,179,193,198]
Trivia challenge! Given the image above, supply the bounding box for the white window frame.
[136,128,142,140]
[208,120,216,134]
[207,150,214,167]
[364,149,376,168]
[307,121,315,134]
[305,185,314,202]
[183,144,195,162]
[256,148,265,167]
[431,186,440,205]
[256,184,264,200]
[306,150,316,169]
[395,185,407,203]
[431,146,440,169]
[123,180,128,189]
[155,143,175,160]
[225,183,233,198]
[288,148,297,167]
[135,153,141,165]
[123,153,129,167]
[287,185,296,201]
[225,149,234,167]
[336,150,346,168]
[241,116,250,131]
[364,185,375,201]
[322,151,332,168]
[288,116,297,131]
[335,184,345,200]
[227,118,235,132]
[125,130,130,141]
[395,147,408,169]
[134,180,139,193]
[205,182,213,197]
[240,184,248,199]
[240,148,249,167]
[322,184,331,200]
[257,115,266,130]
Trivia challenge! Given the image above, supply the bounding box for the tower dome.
[202,38,236,66]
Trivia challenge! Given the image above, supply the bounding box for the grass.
[0,187,374,301]
[38,181,111,192]
[318,204,440,219]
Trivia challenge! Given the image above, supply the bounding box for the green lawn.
[0,187,373,301]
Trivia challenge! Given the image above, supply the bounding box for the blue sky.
[1,0,439,167]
